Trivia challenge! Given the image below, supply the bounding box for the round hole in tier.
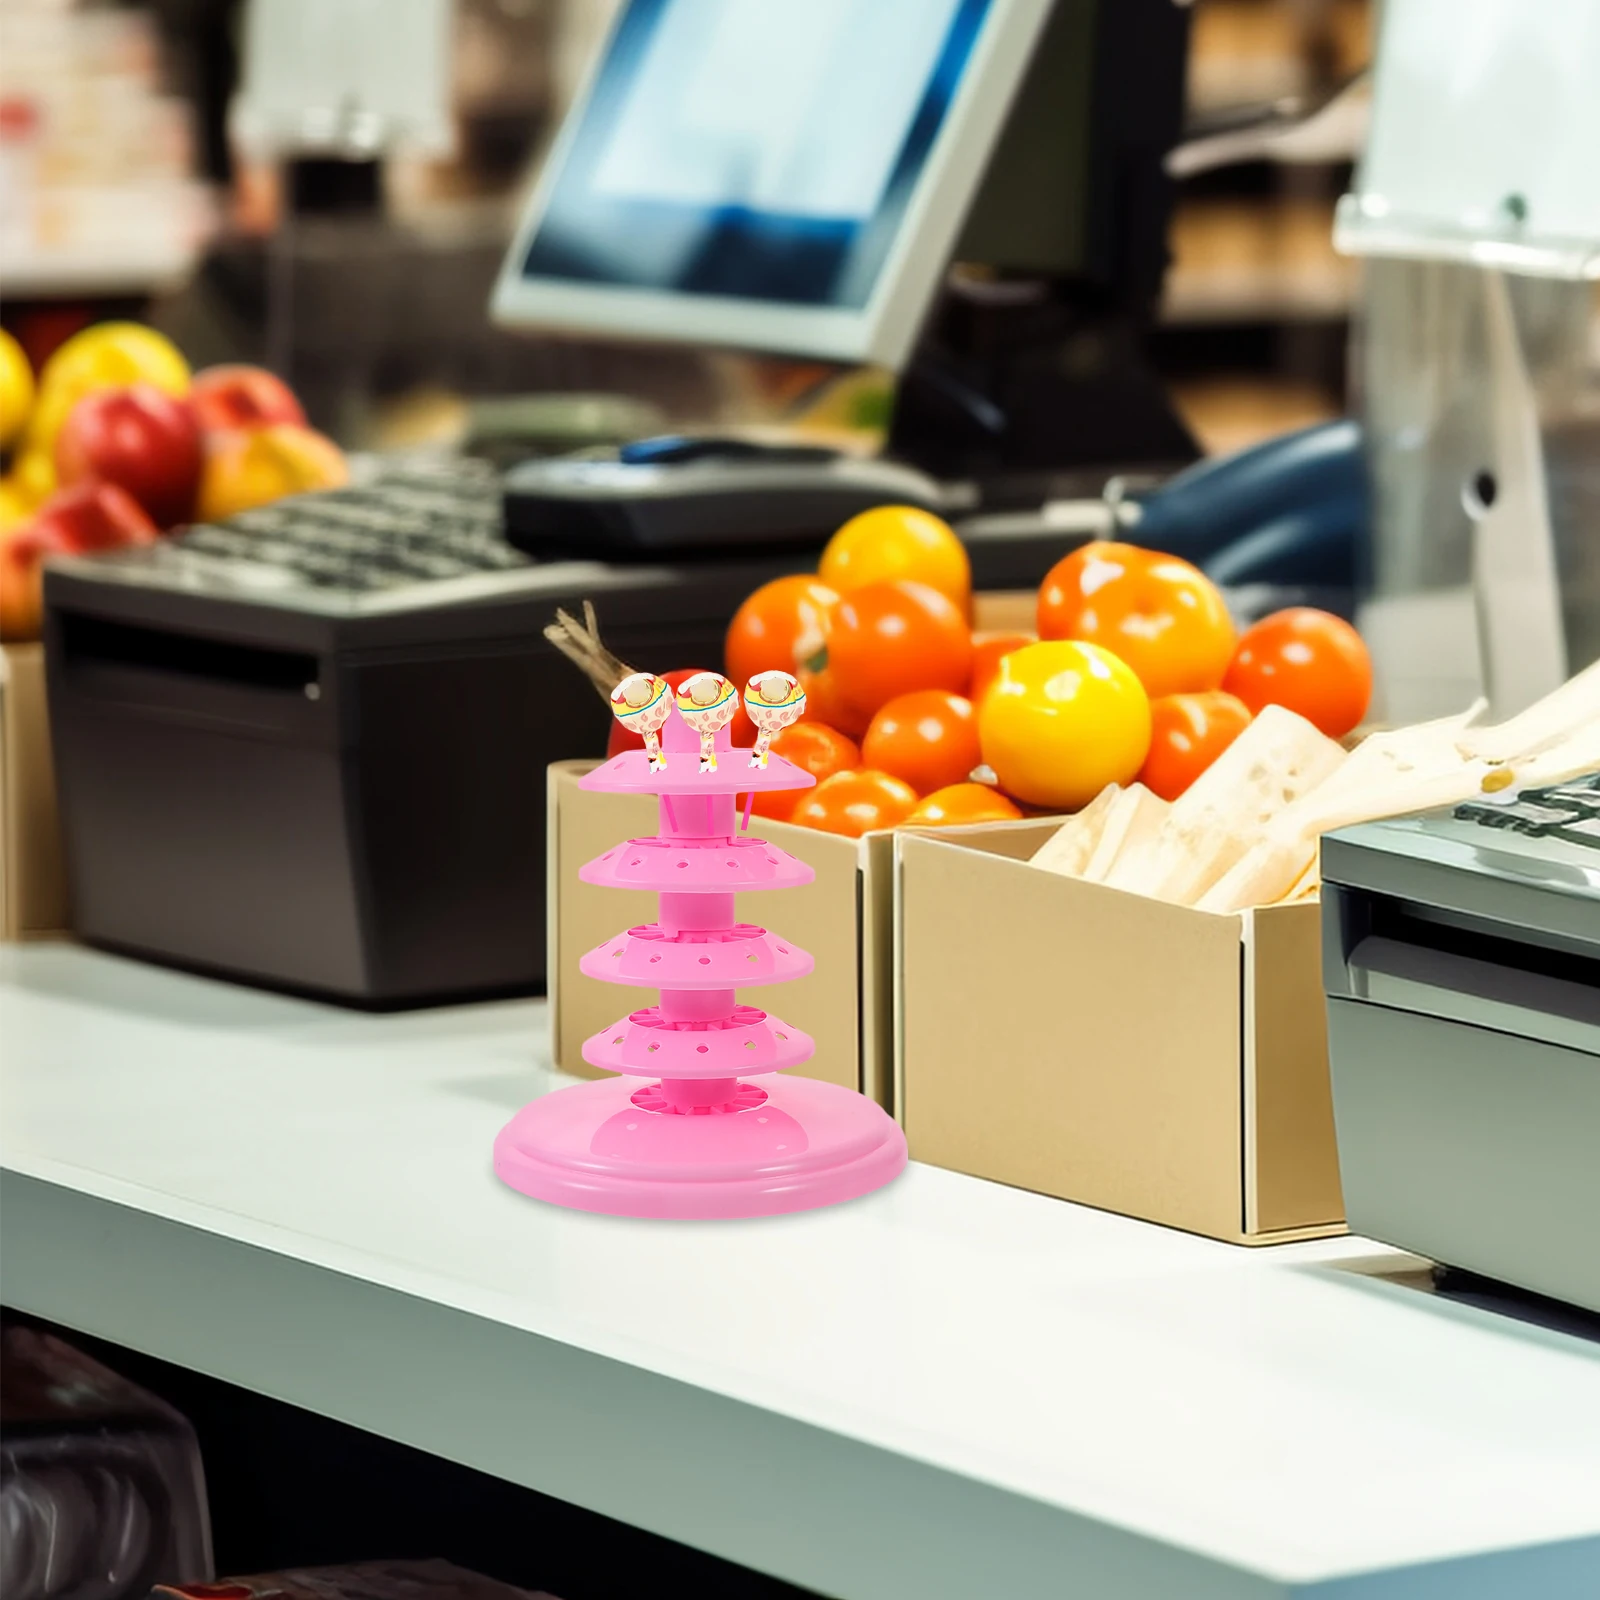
[699,956,711,965]
[696,1045,709,1053]
[677,861,688,868]
[650,955,661,963]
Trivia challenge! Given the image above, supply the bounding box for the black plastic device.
[501,440,946,561]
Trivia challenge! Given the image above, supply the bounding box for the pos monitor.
[492,0,1194,478]
[491,0,1053,369]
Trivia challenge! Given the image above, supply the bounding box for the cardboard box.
[0,642,68,939]
[549,760,896,1102]
[895,823,1344,1244]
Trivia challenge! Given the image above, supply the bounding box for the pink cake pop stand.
[495,708,907,1218]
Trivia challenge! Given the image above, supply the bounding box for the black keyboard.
[174,457,529,594]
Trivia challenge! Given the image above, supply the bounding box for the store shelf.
[4,943,1600,1599]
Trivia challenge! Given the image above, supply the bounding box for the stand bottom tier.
[494,1074,907,1219]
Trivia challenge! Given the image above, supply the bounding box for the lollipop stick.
[699,732,718,774]
[643,730,667,772]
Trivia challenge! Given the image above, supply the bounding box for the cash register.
[1321,775,1600,1315]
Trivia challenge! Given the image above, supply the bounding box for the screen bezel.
[490,0,1053,370]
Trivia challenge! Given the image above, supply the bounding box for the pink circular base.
[493,1074,908,1219]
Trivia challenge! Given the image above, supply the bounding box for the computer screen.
[492,0,1053,368]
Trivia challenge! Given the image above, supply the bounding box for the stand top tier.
[580,748,816,796]
[581,704,819,798]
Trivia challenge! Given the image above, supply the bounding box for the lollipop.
[674,671,740,773]
[610,672,672,772]
[743,670,807,768]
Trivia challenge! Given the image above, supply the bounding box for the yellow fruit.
[9,450,56,510]
[0,328,34,449]
[819,504,970,610]
[0,480,31,534]
[27,322,190,457]
[978,640,1152,811]
[196,424,349,522]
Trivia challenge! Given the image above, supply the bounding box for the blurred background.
[1,0,1383,458]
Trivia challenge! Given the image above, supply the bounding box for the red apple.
[0,485,156,641]
[606,667,758,757]
[55,383,203,529]
[0,527,57,641]
[190,364,306,434]
[33,480,160,553]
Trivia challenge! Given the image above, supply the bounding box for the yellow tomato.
[0,328,34,449]
[819,504,970,610]
[28,322,190,457]
[978,640,1151,810]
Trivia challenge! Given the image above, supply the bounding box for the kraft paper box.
[549,760,896,1103]
[1,643,68,939]
[895,823,1345,1245]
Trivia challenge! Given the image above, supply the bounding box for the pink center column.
[655,771,742,1110]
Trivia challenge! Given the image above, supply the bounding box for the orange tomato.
[978,639,1151,811]
[724,574,838,689]
[750,722,860,821]
[789,768,918,838]
[969,631,1034,707]
[1037,541,1235,699]
[819,504,971,610]
[1137,691,1253,801]
[826,579,973,719]
[796,664,870,739]
[1222,608,1372,739]
[861,689,980,796]
[905,782,1023,827]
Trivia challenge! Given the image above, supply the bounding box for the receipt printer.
[1321,774,1600,1313]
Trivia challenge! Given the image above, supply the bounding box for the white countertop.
[3,944,1598,1599]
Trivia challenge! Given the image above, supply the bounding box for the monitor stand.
[888,287,1199,508]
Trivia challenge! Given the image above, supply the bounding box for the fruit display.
[751,722,860,822]
[1037,542,1236,699]
[55,384,203,529]
[862,689,981,797]
[790,769,919,838]
[0,484,158,640]
[978,641,1153,812]
[826,580,973,718]
[904,783,1023,826]
[0,322,338,642]
[196,423,349,522]
[818,504,971,610]
[1222,606,1373,739]
[1137,691,1253,803]
[703,501,1380,833]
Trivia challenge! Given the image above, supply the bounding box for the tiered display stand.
[494,710,907,1218]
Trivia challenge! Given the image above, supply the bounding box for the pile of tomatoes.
[716,506,1372,838]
